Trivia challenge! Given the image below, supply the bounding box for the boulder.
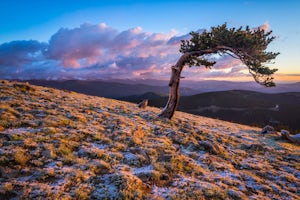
[281,130,300,145]
[138,99,148,108]
[261,125,275,134]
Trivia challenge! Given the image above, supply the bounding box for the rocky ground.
[0,80,299,199]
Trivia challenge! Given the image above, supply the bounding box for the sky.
[0,0,299,82]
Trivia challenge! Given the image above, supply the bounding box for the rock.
[261,125,275,134]
[90,160,112,175]
[281,129,290,137]
[123,152,149,167]
[198,141,224,155]
[281,130,300,145]
[241,143,269,152]
[135,170,160,183]
[157,153,173,162]
[138,99,148,108]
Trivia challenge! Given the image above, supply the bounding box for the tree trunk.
[158,47,225,119]
[159,54,187,119]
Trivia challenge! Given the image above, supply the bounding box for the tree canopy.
[180,23,279,86]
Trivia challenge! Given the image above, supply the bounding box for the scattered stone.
[138,99,148,108]
[90,160,112,175]
[281,130,300,144]
[157,153,173,162]
[198,141,224,155]
[135,170,161,183]
[123,152,149,167]
[241,143,269,152]
[261,125,275,134]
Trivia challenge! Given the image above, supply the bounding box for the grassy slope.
[0,80,299,199]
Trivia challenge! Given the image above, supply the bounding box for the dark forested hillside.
[122,91,300,132]
[26,80,199,98]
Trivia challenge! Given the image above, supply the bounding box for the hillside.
[0,80,299,199]
[122,91,300,132]
[26,80,199,98]
[26,80,300,97]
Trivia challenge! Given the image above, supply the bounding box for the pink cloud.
[0,23,256,80]
[258,22,270,31]
[212,55,242,69]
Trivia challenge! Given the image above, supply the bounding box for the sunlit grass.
[0,80,299,199]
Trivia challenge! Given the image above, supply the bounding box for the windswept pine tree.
[159,23,280,119]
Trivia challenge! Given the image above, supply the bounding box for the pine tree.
[159,23,279,119]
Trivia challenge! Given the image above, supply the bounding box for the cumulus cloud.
[46,23,118,67]
[0,23,247,80]
[257,22,270,31]
[211,55,242,70]
[0,40,47,67]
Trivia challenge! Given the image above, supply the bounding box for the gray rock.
[281,129,290,136]
[261,125,275,134]
[138,99,148,108]
[281,130,300,144]
[198,141,225,155]
[241,143,269,152]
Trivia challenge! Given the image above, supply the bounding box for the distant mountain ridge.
[26,80,199,98]
[24,80,300,99]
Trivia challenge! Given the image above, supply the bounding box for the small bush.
[75,184,93,200]
[15,147,31,166]
[2,182,14,192]
[13,83,35,92]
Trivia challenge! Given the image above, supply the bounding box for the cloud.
[211,55,242,70]
[0,23,253,80]
[46,23,118,67]
[257,22,270,32]
[0,40,47,67]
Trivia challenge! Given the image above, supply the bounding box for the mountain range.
[26,79,300,98]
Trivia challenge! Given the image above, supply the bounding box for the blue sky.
[0,0,299,81]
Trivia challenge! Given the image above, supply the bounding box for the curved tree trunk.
[158,46,231,119]
[158,54,187,119]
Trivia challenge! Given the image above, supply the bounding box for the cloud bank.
[0,23,248,80]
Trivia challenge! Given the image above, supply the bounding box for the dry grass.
[0,80,299,199]
[14,147,31,166]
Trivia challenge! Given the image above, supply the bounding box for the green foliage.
[179,23,279,87]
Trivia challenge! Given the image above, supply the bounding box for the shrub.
[15,147,31,166]
[75,184,93,200]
